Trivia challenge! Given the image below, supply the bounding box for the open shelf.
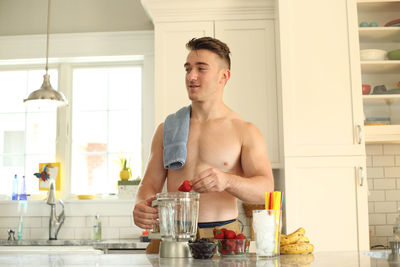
[357,1,400,11]
[365,124,400,143]
[363,94,400,103]
[359,27,400,42]
[361,60,400,73]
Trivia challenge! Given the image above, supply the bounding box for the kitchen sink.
[0,240,147,254]
[363,250,390,259]
[0,246,103,254]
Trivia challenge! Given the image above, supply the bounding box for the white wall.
[0,0,153,36]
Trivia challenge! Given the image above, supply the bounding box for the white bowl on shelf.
[360,49,387,61]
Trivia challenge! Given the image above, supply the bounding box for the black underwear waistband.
[197,219,236,229]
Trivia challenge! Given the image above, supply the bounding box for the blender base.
[159,240,191,258]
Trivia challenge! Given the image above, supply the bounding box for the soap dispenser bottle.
[394,210,400,240]
[92,214,102,240]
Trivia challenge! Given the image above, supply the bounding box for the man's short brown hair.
[186,37,231,69]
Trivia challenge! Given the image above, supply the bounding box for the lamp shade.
[24,74,68,107]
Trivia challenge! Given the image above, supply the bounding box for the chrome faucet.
[46,179,65,240]
[7,229,15,241]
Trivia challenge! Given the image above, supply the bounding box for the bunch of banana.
[280,227,314,254]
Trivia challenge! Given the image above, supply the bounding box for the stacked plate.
[385,18,400,27]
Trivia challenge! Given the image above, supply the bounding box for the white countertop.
[0,251,394,267]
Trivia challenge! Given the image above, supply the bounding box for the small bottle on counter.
[140,229,150,242]
[12,174,18,200]
[19,176,27,201]
[92,214,102,241]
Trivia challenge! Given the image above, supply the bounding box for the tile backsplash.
[367,144,400,248]
[0,199,251,241]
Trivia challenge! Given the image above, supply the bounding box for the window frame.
[59,60,145,197]
[0,31,155,200]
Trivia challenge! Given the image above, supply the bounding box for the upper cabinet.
[357,0,400,143]
[142,0,282,167]
[215,20,281,167]
[277,0,365,157]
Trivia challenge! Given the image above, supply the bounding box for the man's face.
[184,49,229,102]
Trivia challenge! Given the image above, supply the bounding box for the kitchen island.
[0,251,392,266]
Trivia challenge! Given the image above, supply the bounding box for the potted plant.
[117,155,132,181]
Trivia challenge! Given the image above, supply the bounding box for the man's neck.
[191,100,228,122]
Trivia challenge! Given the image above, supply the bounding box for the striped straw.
[265,191,283,255]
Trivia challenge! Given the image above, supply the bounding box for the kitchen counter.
[0,251,394,267]
[0,239,148,250]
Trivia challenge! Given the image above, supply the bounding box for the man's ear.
[220,68,231,85]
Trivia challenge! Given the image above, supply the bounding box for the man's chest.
[186,122,242,170]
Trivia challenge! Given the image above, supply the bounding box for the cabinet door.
[154,22,214,124]
[215,20,282,167]
[284,156,369,252]
[277,0,365,156]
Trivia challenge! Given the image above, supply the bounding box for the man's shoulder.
[229,116,257,130]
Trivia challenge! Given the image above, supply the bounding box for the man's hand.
[133,196,159,229]
[191,168,231,193]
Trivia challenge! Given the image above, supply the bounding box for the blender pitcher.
[152,192,199,257]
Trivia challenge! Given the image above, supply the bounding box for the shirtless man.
[133,37,274,235]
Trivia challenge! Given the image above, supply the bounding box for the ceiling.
[0,0,153,36]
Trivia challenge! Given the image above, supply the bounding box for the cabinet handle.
[358,167,365,186]
[356,125,363,144]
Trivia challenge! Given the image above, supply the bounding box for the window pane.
[73,68,108,111]
[26,112,56,154]
[73,111,107,146]
[0,71,27,113]
[109,67,142,110]
[108,111,140,151]
[0,113,25,195]
[71,66,142,195]
[0,68,57,196]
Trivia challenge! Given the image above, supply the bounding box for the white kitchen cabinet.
[277,0,369,251]
[153,21,214,124]
[215,20,282,167]
[278,0,365,157]
[284,156,369,252]
[357,0,400,143]
[142,0,282,167]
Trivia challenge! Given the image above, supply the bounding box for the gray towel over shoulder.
[163,105,191,170]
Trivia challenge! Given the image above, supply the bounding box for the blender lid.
[156,192,199,200]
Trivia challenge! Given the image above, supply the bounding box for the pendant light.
[23,0,68,107]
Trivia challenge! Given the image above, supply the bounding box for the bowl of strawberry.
[213,228,250,256]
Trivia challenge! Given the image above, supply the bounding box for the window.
[0,60,143,197]
[70,66,142,194]
[0,69,58,195]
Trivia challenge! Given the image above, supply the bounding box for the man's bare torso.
[166,113,245,222]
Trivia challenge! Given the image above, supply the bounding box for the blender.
[152,192,199,258]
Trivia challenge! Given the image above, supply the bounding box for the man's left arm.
[191,122,274,204]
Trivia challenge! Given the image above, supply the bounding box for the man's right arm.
[133,123,167,229]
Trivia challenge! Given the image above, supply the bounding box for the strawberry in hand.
[178,180,192,192]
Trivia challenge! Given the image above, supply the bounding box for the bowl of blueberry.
[188,238,217,259]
